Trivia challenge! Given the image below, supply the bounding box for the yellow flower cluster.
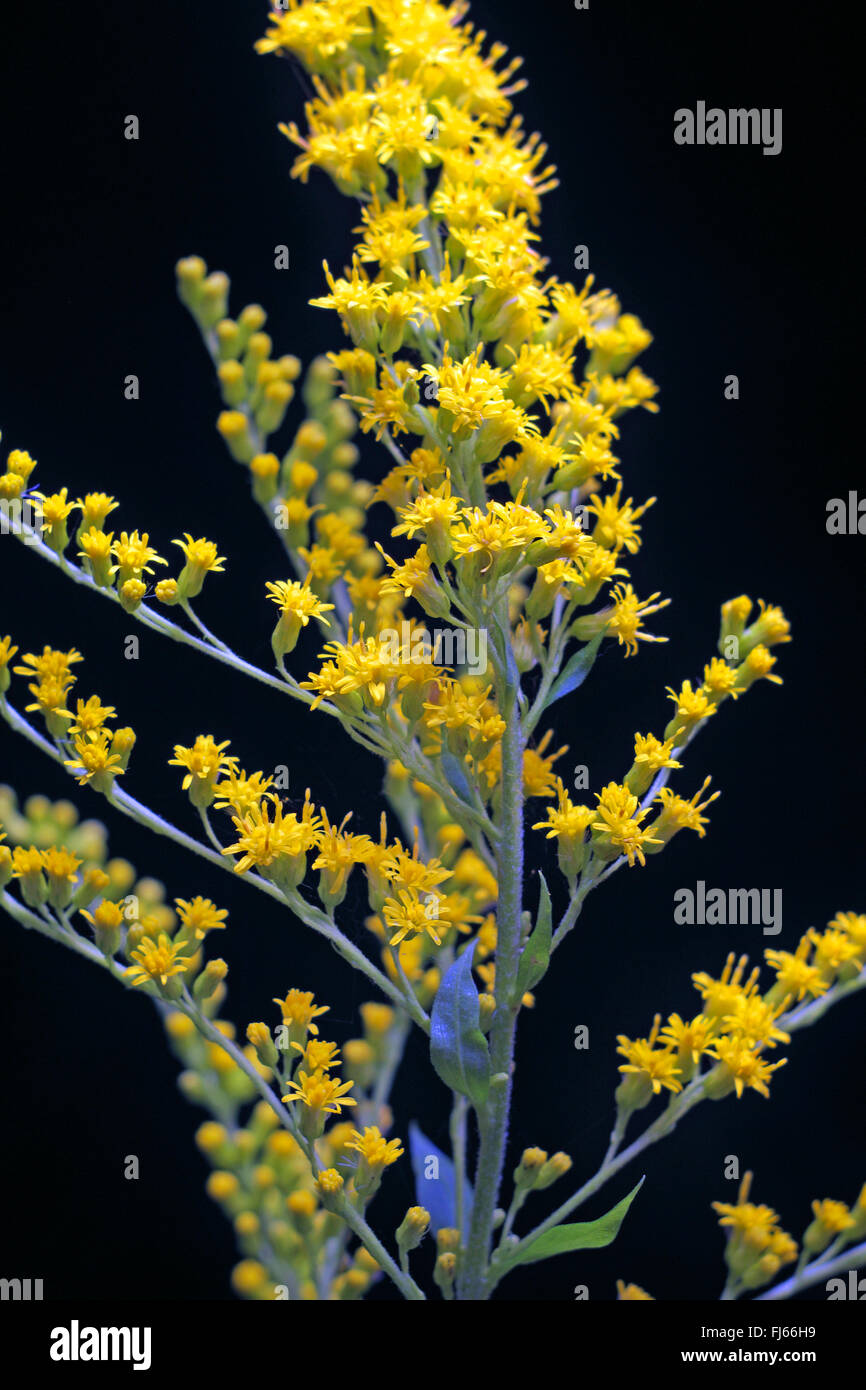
[167,735,499,979]
[616,908,865,1114]
[1,0,854,1308]
[714,1173,866,1296]
[0,441,225,613]
[532,593,790,885]
[238,0,673,731]
[166,1013,379,1300]
[5,644,134,791]
[713,1173,798,1293]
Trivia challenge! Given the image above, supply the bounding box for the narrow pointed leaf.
[515,872,553,999]
[507,1178,645,1269]
[439,750,475,807]
[430,939,491,1107]
[409,1122,474,1235]
[543,630,605,710]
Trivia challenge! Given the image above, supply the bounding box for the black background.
[0,0,862,1302]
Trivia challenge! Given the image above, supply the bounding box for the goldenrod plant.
[0,0,863,1303]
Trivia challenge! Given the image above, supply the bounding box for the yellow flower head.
[633,733,682,775]
[66,695,117,738]
[702,657,740,702]
[63,732,126,787]
[222,793,320,879]
[316,1168,345,1196]
[212,769,275,815]
[587,483,655,554]
[345,1125,404,1170]
[652,776,720,844]
[603,583,670,658]
[592,781,662,867]
[292,1037,342,1072]
[659,1013,717,1066]
[809,1199,854,1236]
[282,1067,356,1118]
[76,492,118,531]
[272,988,329,1036]
[266,578,334,625]
[14,646,82,685]
[127,933,191,988]
[174,896,229,940]
[764,938,828,1003]
[706,1036,787,1099]
[169,735,238,794]
[41,846,82,886]
[112,531,166,582]
[712,1174,794,1262]
[532,779,594,842]
[382,886,448,947]
[664,679,716,738]
[616,1015,682,1097]
[11,845,48,881]
[692,953,761,1019]
[173,534,226,597]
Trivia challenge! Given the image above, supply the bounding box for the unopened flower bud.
[217,359,247,407]
[514,1147,548,1190]
[81,898,125,956]
[217,410,255,464]
[246,1021,279,1069]
[255,379,294,436]
[315,1168,345,1212]
[396,1206,430,1252]
[216,318,243,360]
[436,1227,460,1254]
[433,1251,457,1295]
[537,1152,573,1189]
[198,272,230,331]
[194,958,228,1000]
[175,256,207,312]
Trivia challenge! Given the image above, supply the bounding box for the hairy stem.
[458,628,524,1299]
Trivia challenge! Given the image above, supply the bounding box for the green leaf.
[430,939,491,1107]
[514,872,553,1000]
[439,750,475,807]
[408,1122,474,1235]
[543,630,605,711]
[505,1178,645,1270]
[492,609,520,700]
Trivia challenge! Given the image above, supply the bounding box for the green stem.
[450,1094,468,1244]
[488,1081,706,1292]
[0,695,428,1029]
[458,625,525,1299]
[757,1241,866,1301]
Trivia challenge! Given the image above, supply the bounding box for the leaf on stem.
[543,629,606,711]
[503,1177,645,1270]
[439,750,476,807]
[514,871,552,1000]
[430,938,491,1107]
[409,1122,474,1235]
